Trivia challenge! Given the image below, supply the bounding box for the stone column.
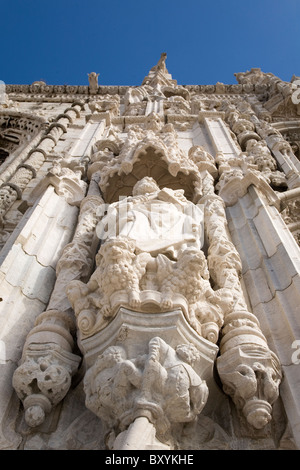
[201,120,282,430]
[12,172,104,428]
[226,184,300,446]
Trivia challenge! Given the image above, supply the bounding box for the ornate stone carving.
[254,119,300,188]
[142,52,177,89]
[0,185,18,223]
[245,139,287,189]
[47,160,87,206]
[0,102,84,223]
[90,124,200,199]
[4,58,296,450]
[280,196,300,245]
[12,341,81,428]
[217,331,282,429]
[88,95,120,116]
[198,173,282,430]
[84,336,209,447]
[12,174,103,427]
[188,145,218,179]
[87,236,151,315]
[67,177,231,343]
[156,247,233,342]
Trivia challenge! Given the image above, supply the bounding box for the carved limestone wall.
[0,55,299,450]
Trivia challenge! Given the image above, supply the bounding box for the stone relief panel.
[65,121,282,449]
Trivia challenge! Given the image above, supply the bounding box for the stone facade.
[1,55,300,450]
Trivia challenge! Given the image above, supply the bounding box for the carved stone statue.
[67,176,234,343]
[88,72,99,95]
[83,337,208,446]
[142,337,209,425]
[86,236,151,317]
[97,176,204,258]
[156,247,233,341]
[151,52,168,73]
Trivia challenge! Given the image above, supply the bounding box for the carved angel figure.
[88,72,99,94]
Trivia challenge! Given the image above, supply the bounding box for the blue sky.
[1,0,299,87]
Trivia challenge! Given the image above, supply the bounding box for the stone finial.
[88,72,99,94]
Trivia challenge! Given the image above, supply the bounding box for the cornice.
[5,82,271,99]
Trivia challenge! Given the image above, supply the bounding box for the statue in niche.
[67,176,233,342]
[97,176,203,258]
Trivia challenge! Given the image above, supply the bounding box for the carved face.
[97,346,126,367]
[99,237,135,263]
[176,344,200,366]
[132,177,159,196]
[178,248,210,279]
